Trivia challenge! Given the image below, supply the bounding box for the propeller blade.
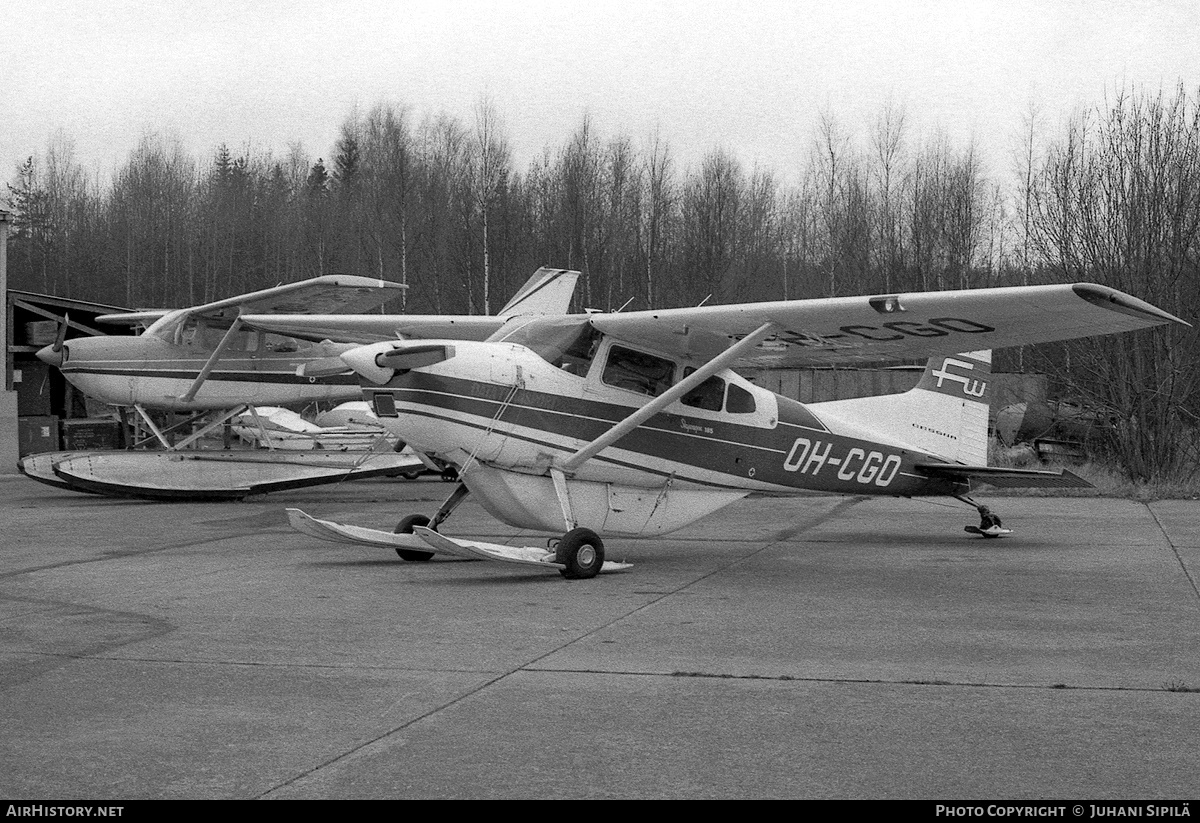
[52,313,70,353]
[297,357,353,378]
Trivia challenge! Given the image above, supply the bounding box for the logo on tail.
[931,357,988,398]
[917,351,991,402]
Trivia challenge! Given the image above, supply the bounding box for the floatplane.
[28,269,580,498]
[278,282,1188,578]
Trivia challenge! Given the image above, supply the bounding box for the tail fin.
[809,350,993,465]
[498,267,580,317]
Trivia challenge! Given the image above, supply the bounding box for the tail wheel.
[394,514,435,562]
[556,527,605,580]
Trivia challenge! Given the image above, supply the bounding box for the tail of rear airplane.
[808,350,993,465]
[498,267,580,317]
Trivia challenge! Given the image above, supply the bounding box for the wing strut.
[560,322,778,472]
[178,318,244,403]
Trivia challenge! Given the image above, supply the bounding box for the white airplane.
[37,268,579,449]
[283,282,1188,579]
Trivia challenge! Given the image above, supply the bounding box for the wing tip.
[1072,284,1190,328]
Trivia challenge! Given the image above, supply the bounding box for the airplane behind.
[36,268,580,445]
[35,274,407,413]
[285,282,1189,579]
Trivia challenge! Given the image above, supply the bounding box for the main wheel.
[394,514,435,562]
[555,527,605,580]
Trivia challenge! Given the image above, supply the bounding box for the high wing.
[241,267,579,344]
[95,309,174,326]
[238,314,504,344]
[587,283,1189,367]
[97,274,406,328]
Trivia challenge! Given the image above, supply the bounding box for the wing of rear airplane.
[96,309,174,326]
[241,267,582,343]
[587,283,1188,367]
[239,314,508,344]
[98,275,406,329]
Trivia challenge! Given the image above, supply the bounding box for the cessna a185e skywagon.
[283,281,1188,579]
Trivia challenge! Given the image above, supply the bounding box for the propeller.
[36,313,70,368]
[52,312,70,353]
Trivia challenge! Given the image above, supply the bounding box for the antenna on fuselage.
[697,294,712,307]
[613,297,635,313]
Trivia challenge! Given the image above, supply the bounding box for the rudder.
[807,350,993,465]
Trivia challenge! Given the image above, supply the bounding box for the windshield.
[500,317,601,376]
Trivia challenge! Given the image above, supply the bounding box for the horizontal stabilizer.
[916,463,1093,489]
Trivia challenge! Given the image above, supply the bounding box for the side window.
[178,318,202,347]
[726,383,756,414]
[263,333,310,353]
[681,373,726,411]
[183,320,257,352]
[602,346,676,397]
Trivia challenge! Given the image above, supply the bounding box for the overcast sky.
[2,0,1197,190]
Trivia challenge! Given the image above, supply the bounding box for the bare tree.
[1030,84,1200,480]
[638,128,676,307]
[682,147,743,305]
[870,101,908,292]
[472,96,510,314]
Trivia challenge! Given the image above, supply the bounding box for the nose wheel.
[393,514,434,561]
[393,482,471,561]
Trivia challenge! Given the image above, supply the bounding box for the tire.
[393,514,434,562]
[555,527,605,580]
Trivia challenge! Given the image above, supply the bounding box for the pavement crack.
[1147,503,1200,607]
[526,667,1200,694]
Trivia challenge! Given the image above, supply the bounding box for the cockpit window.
[603,345,676,396]
[726,383,756,414]
[178,318,258,351]
[263,333,310,353]
[500,317,600,377]
[681,374,726,411]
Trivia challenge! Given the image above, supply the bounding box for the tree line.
[6,85,1200,481]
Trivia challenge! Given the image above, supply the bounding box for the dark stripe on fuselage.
[381,372,956,496]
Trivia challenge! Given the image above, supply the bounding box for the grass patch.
[988,441,1200,501]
